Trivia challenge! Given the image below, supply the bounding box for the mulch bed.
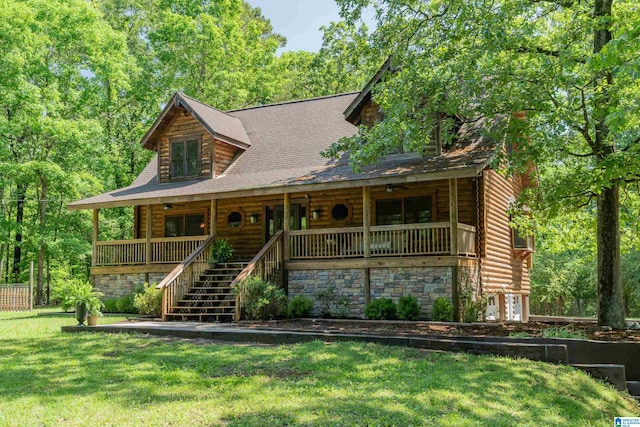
[242,319,640,342]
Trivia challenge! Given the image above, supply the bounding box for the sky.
[245,0,373,53]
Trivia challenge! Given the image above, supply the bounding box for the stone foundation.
[288,266,454,318]
[94,272,167,299]
[370,267,453,318]
[288,269,366,317]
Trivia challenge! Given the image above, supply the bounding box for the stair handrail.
[230,230,284,321]
[156,233,217,321]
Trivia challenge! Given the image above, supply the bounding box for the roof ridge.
[177,92,240,121]
[226,92,360,113]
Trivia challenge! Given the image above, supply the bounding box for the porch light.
[163,203,173,210]
[249,213,259,224]
[386,184,393,193]
[312,209,321,220]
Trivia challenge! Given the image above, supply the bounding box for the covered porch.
[89,178,478,268]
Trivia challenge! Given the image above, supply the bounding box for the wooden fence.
[0,262,33,311]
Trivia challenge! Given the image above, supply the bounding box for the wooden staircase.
[165,262,248,322]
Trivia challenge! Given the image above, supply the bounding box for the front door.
[265,204,306,239]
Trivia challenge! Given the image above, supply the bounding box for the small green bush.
[431,297,454,322]
[116,294,138,314]
[234,276,287,320]
[542,327,587,339]
[134,282,162,316]
[102,298,119,313]
[51,281,76,311]
[315,286,350,318]
[397,295,420,320]
[365,298,397,320]
[287,295,313,318]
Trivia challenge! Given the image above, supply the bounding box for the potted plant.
[87,299,104,326]
[63,281,104,326]
[208,238,233,268]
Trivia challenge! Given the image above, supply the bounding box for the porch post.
[145,204,152,265]
[283,193,290,261]
[362,186,371,258]
[362,186,371,305]
[449,178,459,255]
[92,209,99,266]
[210,199,217,236]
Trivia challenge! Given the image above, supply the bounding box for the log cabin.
[68,65,535,322]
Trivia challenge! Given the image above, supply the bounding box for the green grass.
[0,310,638,426]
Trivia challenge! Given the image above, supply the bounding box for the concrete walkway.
[62,320,569,364]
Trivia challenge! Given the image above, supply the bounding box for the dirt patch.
[239,319,640,342]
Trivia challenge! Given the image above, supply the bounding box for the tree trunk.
[36,178,47,305]
[597,186,624,327]
[11,183,27,283]
[593,0,624,328]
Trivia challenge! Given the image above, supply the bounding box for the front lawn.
[0,310,637,426]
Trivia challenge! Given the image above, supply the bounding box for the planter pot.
[87,315,99,326]
[75,303,88,326]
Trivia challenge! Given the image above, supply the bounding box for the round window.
[228,211,243,228]
[331,203,350,222]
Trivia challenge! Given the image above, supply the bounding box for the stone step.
[627,381,640,397]
[572,364,627,391]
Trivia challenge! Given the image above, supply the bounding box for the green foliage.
[52,281,77,312]
[458,269,487,323]
[431,298,454,322]
[315,286,350,318]
[133,282,162,317]
[365,298,397,320]
[397,295,420,321]
[287,295,313,318]
[102,298,119,313]
[115,294,137,314]
[541,327,587,340]
[234,276,287,321]
[62,280,104,315]
[210,238,233,263]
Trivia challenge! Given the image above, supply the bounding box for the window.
[164,213,206,237]
[228,211,244,228]
[512,227,535,251]
[170,138,200,178]
[330,200,353,225]
[375,196,433,225]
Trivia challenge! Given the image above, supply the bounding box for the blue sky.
[245,0,373,53]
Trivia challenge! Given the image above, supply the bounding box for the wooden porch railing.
[290,227,364,259]
[289,222,476,259]
[94,236,206,266]
[229,230,284,321]
[369,222,451,256]
[156,234,217,321]
[458,223,477,256]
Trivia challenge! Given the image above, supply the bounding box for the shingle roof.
[139,92,251,150]
[68,93,497,210]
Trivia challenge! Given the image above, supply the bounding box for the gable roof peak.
[140,91,251,151]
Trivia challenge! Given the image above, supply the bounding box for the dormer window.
[170,136,201,179]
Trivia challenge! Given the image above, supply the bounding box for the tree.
[329,0,640,328]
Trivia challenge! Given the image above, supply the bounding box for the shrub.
[51,281,76,311]
[287,295,313,318]
[103,298,119,313]
[397,295,420,321]
[315,286,350,318]
[431,297,454,322]
[210,238,233,263]
[365,298,397,320]
[134,282,162,316]
[116,294,138,314]
[542,327,587,339]
[62,280,104,314]
[234,276,287,320]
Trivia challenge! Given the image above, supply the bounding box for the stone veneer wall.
[94,273,167,299]
[288,269,366,317]
[370,267,453,318]
[287,266,454,319]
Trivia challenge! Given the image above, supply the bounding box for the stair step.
[183,292,232,297]
[177,299,234,305]
[170,307,235,314]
